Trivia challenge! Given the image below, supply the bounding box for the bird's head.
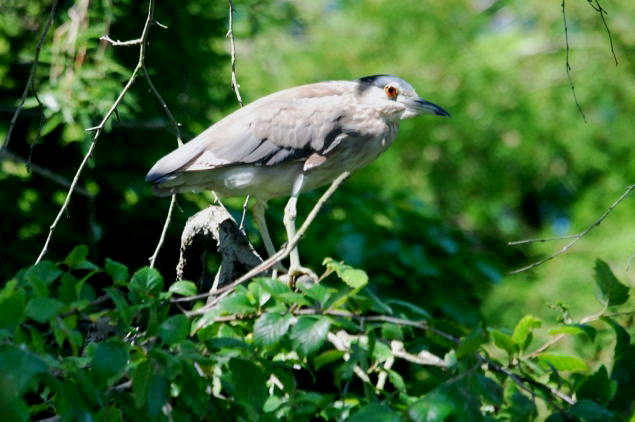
[357,75,450,120]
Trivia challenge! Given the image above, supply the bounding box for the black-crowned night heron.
[146,75,449,276]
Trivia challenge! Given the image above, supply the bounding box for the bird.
[146,75,450,277]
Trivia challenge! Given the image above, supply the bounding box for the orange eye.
[384,85,399,98]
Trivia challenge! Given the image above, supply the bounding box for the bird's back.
[146,80,397,199]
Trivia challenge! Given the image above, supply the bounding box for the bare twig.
[149,195,177,268]
[589,0,618,65]
[3,0,60,151]
[138,33,183,268]
[226,0,243,106]
[0,149,93,198]
[509,184,635,274]
[99,35,142,46]
[561,0,587,123]
[35,0,157,264]
[176,172,351,309]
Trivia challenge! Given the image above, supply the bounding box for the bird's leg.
[253,199,286,276]
[253,200,277,258]
[283,174,317,283]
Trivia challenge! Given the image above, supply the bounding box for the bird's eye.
[384,84,399,98]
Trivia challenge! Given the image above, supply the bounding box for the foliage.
[1,247,634,420]
[2,0,635,420]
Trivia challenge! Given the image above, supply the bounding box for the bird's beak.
[410,98,451,117]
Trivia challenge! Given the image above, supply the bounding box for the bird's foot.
[281,265,318,288]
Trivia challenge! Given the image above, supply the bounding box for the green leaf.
[253,312,293,347]
[601,317,631,359]
[0,347,48,394]
[64,245,90,269]
[577,365,613,405]
[490,329,517,356]
[568,399,614,421]
[456,324,488,358]
[536,353,589,373]
[105,288,133,326]
[349,403,400,422]
[387,369,406,392]
[385,298,431,319]
[409,390,455,422]
[168,281,197,297]
[323,257,369,289]
[219,289,256,314]
[129,267,163,301]
[548,324,596,341]
[26,297,65,323]
[477,374,503,405]
[132,359,152,409]
[594,259,630,306]
[90,340,129,382]
[314,349,346,370]
[511,315,541,350]
[105,258,129,285]
[25,261,62,286]
[257,277,292,297]
[227,358,267,411]
[158,315,190,345]
[0,281,26,328]
[291,316,331,356]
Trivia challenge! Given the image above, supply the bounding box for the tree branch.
[226,0,243,107]
[509,184,635,274]
[2,0,60,151]
[174,171,351,308]
[561,0,587,123]
[35,0,157,264]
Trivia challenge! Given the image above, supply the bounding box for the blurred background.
[1,0,634,345]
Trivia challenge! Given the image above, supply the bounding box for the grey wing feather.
[146,81,355,183]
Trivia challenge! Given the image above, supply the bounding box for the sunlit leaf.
[511,315,541,350]
[291,316,331,355]
[594,259,629,307]
[253,312,293,347]
[536,353,589,373]
[168,281,197,297]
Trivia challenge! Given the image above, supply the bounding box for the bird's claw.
[281,265,318,287]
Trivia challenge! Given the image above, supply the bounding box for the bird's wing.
[146,82,356,183]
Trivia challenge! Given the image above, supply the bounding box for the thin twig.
[0,149,93,198]
[35,0,157,264]
[99,35,142,46]
[590,0,618,65]
[149,195,177,268]
[226,0,243,107]
[510,184,635,274]
[508,234,578,246]
[3,0,60,151]
[239,195,249,231]
[139,35,183,268]
[176,172,351,309]
[562,0,587,123]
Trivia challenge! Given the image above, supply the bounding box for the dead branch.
[173,171,351,308]
[176,205,263,288]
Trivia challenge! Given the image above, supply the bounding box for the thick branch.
[173,171,351,307]
[176,205,263,287]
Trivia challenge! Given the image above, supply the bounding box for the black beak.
[414,99,451,117]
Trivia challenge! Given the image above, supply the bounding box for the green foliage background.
[1,0,634,420]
